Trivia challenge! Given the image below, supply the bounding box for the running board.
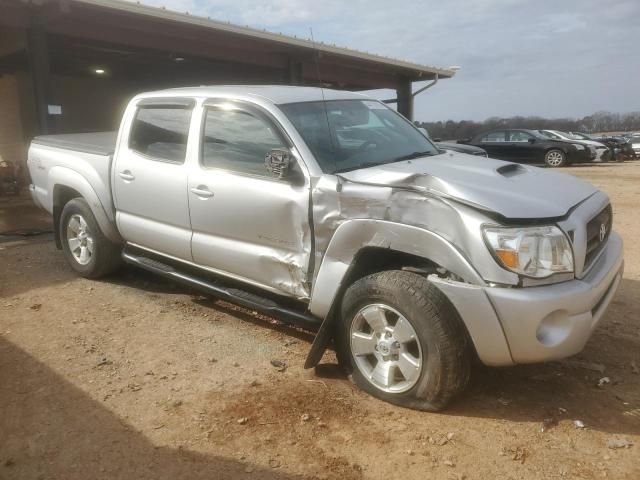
[121,251,321,331]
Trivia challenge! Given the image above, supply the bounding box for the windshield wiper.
[392,150,435,162]
[333,151,436,174]
[334,161,385,173]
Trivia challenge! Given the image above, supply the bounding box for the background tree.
[416,111,640,141]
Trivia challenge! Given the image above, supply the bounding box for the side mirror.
[265,149,291,179]
[528,137,536,144]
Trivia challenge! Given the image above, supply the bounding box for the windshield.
[568,132,590,140]
[279,99,439,173]
[538,130,567,140]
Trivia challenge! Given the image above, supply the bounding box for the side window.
[129,106,192,163]
[508,131,534,142]
[201,107,286,176]
[482,131,506,142]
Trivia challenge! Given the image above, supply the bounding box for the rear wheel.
[60,198,121,278]
[544,149,567,167]
[336,270,471,411]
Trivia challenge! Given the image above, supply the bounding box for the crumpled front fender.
[308,219,484,319]
[304,219,486,368]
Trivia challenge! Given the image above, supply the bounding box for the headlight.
[483,225,573,278]
[572,143,585,150]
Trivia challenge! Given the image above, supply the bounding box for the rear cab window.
[129,100,194,163]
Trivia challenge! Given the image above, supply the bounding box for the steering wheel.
[357,140,377,152]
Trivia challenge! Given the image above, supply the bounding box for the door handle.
[119,170,135,181]
[190,186,214,198]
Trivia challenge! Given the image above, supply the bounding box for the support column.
[26,12,54,135]
[396,77,414,121]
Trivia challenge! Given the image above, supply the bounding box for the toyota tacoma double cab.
[27,86,624,410]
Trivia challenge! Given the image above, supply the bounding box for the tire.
[335,270,471,411]
[544,149,567,167]
[59,198,121,278]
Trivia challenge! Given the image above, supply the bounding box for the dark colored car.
[583,134,635,160]
[417,128,488,157]
[436,141,488,157]
[461,129,594,167]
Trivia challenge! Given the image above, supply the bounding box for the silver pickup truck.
[28,86,624,410]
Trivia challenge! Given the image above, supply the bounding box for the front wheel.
[60,198,121,278]
[336,270,471,411]
[544,149,567,167]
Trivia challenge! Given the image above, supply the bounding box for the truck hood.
[338,152,597,219]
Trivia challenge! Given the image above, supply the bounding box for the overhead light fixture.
[173,56,185,62]
[94,68,106,75]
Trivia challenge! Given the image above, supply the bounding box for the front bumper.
[569,148,594,163]
[486,232,623,363]
[431,232,623,366]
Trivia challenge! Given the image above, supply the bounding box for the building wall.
[0,71,138,181]
[0,74,26,172]
[49,74,141,133]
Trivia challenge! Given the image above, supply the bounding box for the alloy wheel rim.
[350,303,423,393]
[66,214,94,265]
[547,151,564,166]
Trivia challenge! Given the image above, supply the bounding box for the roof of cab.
[135,85,370,105]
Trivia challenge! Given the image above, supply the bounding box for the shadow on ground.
[0,336,305,480]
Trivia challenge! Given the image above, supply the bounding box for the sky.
[128,0,640,122]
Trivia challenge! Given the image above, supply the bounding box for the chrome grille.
[584,204,612,269]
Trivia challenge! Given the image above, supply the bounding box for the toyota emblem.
[599,223,607,242]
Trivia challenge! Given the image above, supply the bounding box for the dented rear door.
[187,99,312,299]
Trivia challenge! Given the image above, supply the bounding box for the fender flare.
[304,219,486,368]
[49,167,122,244]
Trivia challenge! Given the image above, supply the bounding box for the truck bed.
[31,132,117,156]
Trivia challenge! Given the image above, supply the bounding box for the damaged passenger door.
[187,100,312,299]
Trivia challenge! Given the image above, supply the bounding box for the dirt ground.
[1,162,639,480]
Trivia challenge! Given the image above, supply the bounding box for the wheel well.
[546,147,567,155]
[341,247,439,291]
[52,185,81,249]
[332,247,480,363]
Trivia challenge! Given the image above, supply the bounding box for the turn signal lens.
[495,249,519,269]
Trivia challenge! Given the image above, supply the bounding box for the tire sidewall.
[59,198,103,276]
[545,149,566,167]
[337,273,463,410]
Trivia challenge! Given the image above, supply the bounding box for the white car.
[539,130,609,161]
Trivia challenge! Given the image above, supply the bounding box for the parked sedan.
[418,128,488,157]
[538,130,609,162]
[462,129,594,167]
[582,134,635,160]
[436,141,488,157]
